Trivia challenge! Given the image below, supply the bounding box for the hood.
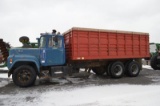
[9,48,40,59]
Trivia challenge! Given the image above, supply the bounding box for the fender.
[7,54,40,72]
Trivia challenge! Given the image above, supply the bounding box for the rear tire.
[127,61,140,77]
[12,65,36,87]
[124,60,132,75]
[106,62,113,76]
[110,61,124,78]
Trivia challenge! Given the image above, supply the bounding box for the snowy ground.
[0,79,9,88]
[142,65,153,70]
[0,67,9,88]
[0,84,160,106]
[0,65,160,106]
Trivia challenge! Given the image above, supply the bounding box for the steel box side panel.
[64,28,149,61]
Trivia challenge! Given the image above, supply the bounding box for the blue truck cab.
[39,33,66,66]
[7,32,66,87]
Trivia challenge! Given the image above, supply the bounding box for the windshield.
[39,37,46,48]
[150,44,157,53]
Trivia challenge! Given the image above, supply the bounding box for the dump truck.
[7,27,150,87]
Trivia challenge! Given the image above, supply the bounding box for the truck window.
[39,37,46,48]
[48,36,62,48]
[58,39,62,48]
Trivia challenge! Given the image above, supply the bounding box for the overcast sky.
[0,0,160,46]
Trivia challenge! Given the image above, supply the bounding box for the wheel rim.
[113,65,123,76]
[17,69,31,84]
[131,64,138,74]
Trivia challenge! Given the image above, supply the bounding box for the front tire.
[12,65,36,87]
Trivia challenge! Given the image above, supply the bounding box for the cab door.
[45,36,65,66]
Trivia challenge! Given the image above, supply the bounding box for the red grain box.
[64,27,150,61]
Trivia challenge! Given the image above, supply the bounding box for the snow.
[0,73,8,79]
[0,67,9,87]
[34,85,160,106]
[0,84,160,106]
[0,67,9,78]
[0,73,10,88]
[142,65,153,70]
[0,80,9,88]
[0,67,8,70]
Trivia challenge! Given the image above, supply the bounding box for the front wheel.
[12,65,36,87]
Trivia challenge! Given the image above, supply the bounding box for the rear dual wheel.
[110,61,124,78]
[108,61,140,78]
[126,61,140,77]
[92,60,141,78]
[92,62,124,78]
